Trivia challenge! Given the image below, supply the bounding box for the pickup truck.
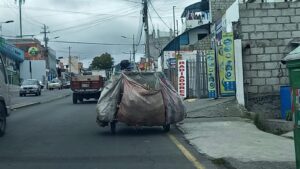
[71,75,104,104]
[0,53,9,136]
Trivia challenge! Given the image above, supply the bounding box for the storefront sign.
[222,32,236,93]
[178,60,187,98]
[206,50,217,98]
[28,47,39,57]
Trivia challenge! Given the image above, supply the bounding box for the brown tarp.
[117,75,165,126]
[96,72,186,126]
[160,79,186,124]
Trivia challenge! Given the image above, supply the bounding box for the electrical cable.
[49,40,135,46]
[148,0,171,29]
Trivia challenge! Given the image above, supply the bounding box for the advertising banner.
[221,32,236,94]
[163,51,197,69]
[178,60,187,98]
[206,50,217,98]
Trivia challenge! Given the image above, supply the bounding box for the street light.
[0,20,14,36]
[121,35,135,62]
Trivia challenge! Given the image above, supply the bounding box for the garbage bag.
[96,77,121,125]
[117,74,165,126]
[160,78,186,124]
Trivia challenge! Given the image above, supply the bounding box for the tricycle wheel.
[73,93,77,104]
[163,124,170,132]
[110,121,116,134]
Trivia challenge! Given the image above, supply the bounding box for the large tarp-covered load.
[96,72,186,127]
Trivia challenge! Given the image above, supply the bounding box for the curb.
[175,123,187,134]
[175,123,238,169]
[10,93,71,110]
[10,102,41,110]
[40,94,71,104]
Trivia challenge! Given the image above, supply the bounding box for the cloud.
[0,0,200,68]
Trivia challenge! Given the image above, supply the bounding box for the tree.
[90,52,114,70]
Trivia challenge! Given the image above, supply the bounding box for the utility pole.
[176,20,179,37]
[143,0,150,60]
[69,46,71,73]
[16,0,25,38]
[173,6,176,38]
[41,24,50,69]
[132,34,135,62]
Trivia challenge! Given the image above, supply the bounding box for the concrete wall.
[149,31,172,59]
[188,29,210,45]
[210,0,236,22]
[239,2,300,95]
[194,36,212,50]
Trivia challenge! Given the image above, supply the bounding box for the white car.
[0,53,9,136]
[19,79,42,96]
[48,79,62,90]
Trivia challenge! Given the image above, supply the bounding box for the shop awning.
[0,38,24,62]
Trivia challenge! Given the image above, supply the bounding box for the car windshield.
[1,1,297,169]
[51,79,59,83]
[22,80,37,85]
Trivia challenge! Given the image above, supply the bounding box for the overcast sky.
[0,0,200,67]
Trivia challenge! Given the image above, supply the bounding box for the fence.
[165,51,208,99]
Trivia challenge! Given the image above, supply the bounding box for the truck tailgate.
[71,75,103,90]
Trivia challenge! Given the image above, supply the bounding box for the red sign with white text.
[178,60,187,98]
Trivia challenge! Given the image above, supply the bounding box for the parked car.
[0,53,10,136]
[48,79,62,90]
[39,81,45,89]
[19,79,42,96]
[62,80,70,89]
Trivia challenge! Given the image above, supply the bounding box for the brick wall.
[194,36,212,50]
[210,0,236,22]
[239,2,300,95]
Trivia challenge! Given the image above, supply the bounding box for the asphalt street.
[0,97,223,169]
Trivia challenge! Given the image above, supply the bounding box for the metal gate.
[165,51,208,99]
[187,51,208,98]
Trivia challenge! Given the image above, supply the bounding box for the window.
[0,54,7,84]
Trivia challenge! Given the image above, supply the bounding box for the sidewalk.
[178,98,296,169]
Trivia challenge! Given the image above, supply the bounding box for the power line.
[148,0,171,29]
[122,0,142,4]
[49,40,138,46]
[50,7,140,34]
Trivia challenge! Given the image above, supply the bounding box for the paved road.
[0,97,223,169]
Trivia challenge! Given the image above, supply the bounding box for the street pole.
[176,20,179,37]
[41,24,50,80]
[130,51,132,62]
[18,0,23,38]
[132,34,135,62]
[69,46,71,73]
[173,6,176,38]
[143,0,150,61]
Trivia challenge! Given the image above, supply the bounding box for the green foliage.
[90,53,114,70]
